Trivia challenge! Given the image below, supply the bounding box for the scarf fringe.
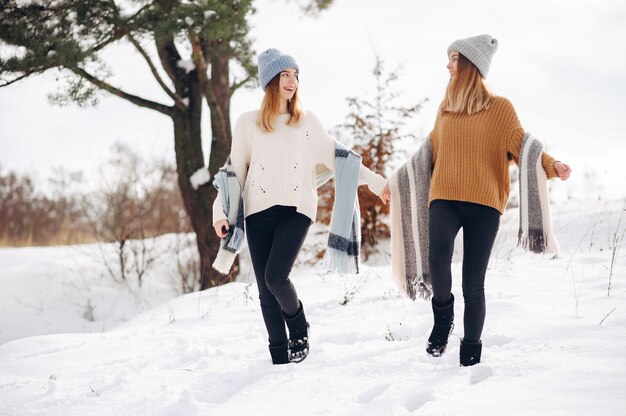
[518,229,547,254]
[212,249,236,275]
[322,247,359,275]
[406,275,433,300]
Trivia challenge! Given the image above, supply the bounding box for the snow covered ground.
[1,198,625,415]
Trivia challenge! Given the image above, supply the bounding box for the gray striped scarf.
[517,133,560,253]
[213,140,363,275]
[389,138,433,300]
[389,133,558,300]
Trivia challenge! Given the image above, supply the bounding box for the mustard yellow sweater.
[429,96,557,214]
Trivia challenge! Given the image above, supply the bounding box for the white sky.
[1,0,625,196]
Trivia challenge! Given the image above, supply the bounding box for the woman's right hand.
[214,219,230,238]
[554,161,572,181]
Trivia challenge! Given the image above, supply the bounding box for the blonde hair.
[257,74,303,132]
[442,53,494,115]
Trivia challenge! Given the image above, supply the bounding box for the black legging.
[245,205,311,346]
[428,199,500,342]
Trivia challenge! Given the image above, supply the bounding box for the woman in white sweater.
[212,49,390,365]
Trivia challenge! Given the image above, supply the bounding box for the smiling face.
[278,68,299,101]
[447,51,459,79]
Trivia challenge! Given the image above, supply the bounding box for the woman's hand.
[379,184,391,204]
[214,219,230,238]
[554,161,572,181]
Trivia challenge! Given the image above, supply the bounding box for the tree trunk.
[205,54,239,287]
[207,56,232,177]
[172,70,234,290]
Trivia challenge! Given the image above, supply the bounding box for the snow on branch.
[190,167,211,190]
[177,59,196,74]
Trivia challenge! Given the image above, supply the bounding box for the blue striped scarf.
[213,140,363,275]
[320,143,362,274]
[212,157,246,275]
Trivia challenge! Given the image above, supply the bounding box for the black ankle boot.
[426,294,455,357]
[460,339,482,366]
[269,341,289,365]
[284,303,309,363]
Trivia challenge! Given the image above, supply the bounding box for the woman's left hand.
[379,184,391,204]
[554,161,572,181]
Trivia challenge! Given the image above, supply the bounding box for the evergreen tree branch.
[197,39,222,120]
[127,33,187,111]
[69,66,173,116]
[0,72,37,88]
[90,32,125,55]
[203,81,217,112]
[191,34,224,118]
[155,36,184,91]
[189,30,209,83]
[230,74,254,96]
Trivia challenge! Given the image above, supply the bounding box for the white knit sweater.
[212,110,387,224]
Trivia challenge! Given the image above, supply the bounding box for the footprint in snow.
[484,334,513,348]
[404,388,434,412]
[356,383,389,404]
[468,365,493,385]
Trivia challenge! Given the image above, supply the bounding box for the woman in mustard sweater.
[422,35,570,366]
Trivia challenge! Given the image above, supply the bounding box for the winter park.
[1,1,625,415]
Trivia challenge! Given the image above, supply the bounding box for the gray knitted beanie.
[258,48,300,91]
[447,34,498,78]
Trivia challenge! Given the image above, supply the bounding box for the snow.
[0,199,625,415]
[189,167,211,190]
[204,10,216,20]
[176,59,196,74]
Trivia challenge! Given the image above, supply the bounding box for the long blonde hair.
[257,74,303,132]
[442,53,494,115]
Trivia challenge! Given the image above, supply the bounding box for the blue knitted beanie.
[258,48,300,91]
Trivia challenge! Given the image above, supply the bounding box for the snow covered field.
[1,199,625,415]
